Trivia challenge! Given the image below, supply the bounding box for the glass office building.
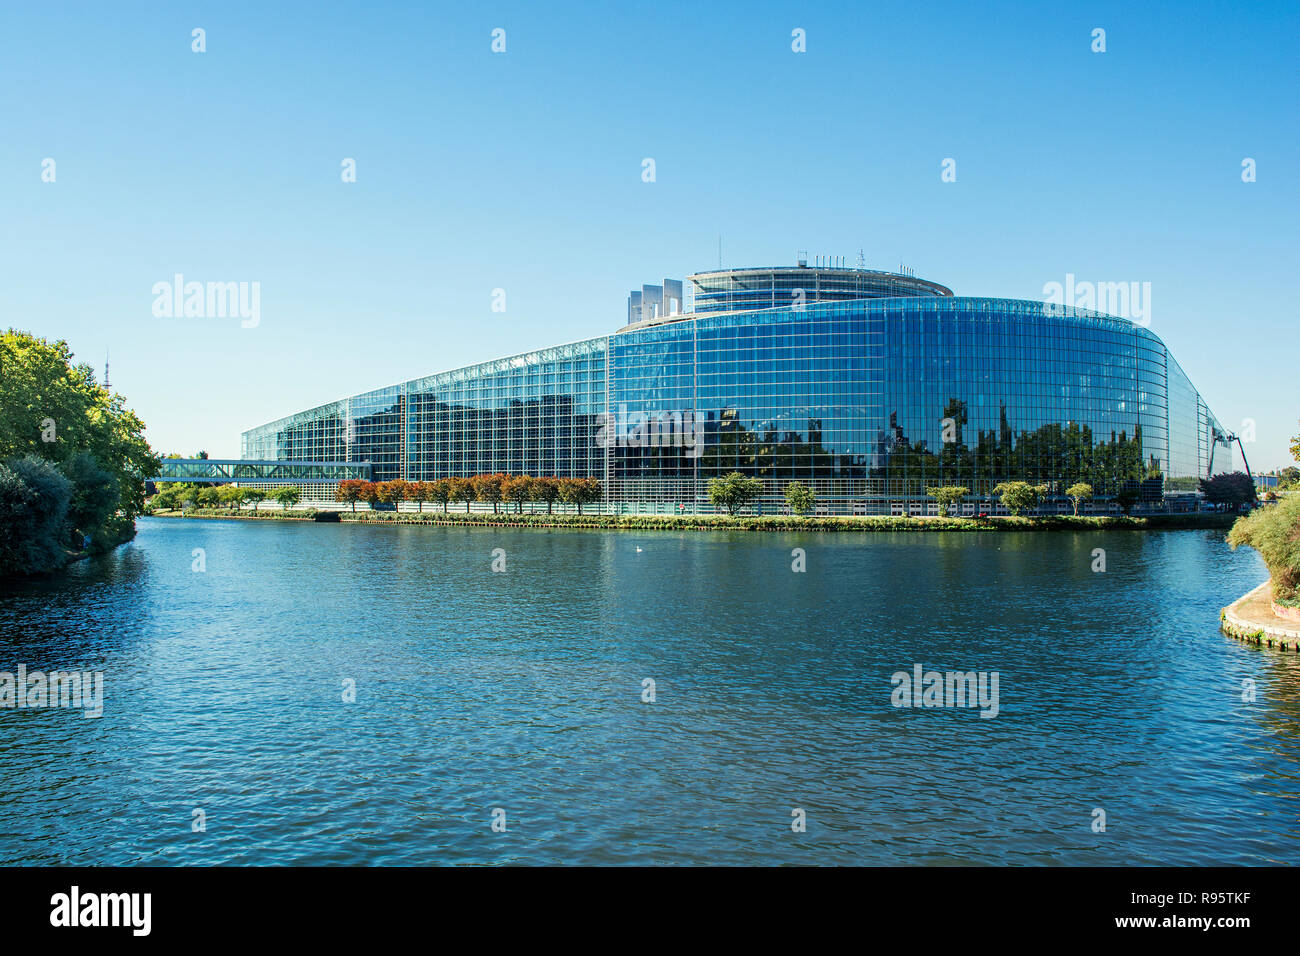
[242,265,1233,512]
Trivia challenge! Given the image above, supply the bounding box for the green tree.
[0,329,159,542]
[196,486,221,509]
[61,450,119,538]
[785,481,816,516]
[992,481,1049,517]
[179,484,202,511]
[218,485,246,511]
[150,484,182,511]
[1065,482,1093,516]
[0,456,73,575]
[242,489,267,511]
[708,471,763,516]
[271,486,301,510]
[925,485,969,516]
[1290,419,1299,464]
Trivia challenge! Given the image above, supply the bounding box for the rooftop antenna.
[857,249,865,268]
[104,349,110,392]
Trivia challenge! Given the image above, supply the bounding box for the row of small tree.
[926,473,1258,517]
[924,482,1096,517]
[709,476,1094,518]
[705,473,819,516]
[711,476,1107,518]
[151,472,1257,520]
[335,476,603,514]
[152,483,302,511]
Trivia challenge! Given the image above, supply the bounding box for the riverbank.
[1220,581,1300,651]
[146,507,1237,533]
[1,517,139,581]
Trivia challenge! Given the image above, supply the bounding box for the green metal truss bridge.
[151,459,371,484]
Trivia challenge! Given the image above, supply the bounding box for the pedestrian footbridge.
[151,459,371,484]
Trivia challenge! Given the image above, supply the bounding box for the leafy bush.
[150,507,1234,534]
[61,450,119,537]
[0,456,73,575]
[1228,495,1300,602]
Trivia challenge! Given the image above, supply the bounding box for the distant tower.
[104,350,110,391]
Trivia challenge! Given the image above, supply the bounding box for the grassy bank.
[147,508,1237,533]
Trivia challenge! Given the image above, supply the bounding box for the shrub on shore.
[0,456,74,574]
[153,508,1232,533]
[1228,495,1300,604]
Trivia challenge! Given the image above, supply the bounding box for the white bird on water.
[635,547,643,553]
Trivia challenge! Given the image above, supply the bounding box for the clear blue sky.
[3,0,1296,468]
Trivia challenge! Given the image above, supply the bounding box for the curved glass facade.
[242,287,1232,512]
[242,338,607,492]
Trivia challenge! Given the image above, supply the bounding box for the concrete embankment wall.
[1221,581,1300,651]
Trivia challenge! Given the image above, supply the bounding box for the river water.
[0,516,1295,865]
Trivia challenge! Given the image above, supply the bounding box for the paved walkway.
[1221,581,1300,651]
